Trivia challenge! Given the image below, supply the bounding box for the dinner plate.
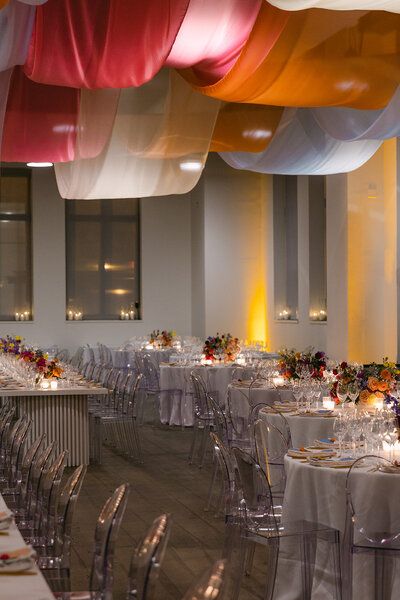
[0,509,14,531]
[308,456,356,468]
[288,448,336,459]
[0,547,36,573]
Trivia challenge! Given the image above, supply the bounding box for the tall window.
[308,176,327,321]
[66,199,141,320]
[273,175,298,321]
[0,168,32,320]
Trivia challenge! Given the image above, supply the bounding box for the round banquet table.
[280,456,400,600]
[259,408,335,448]
[227,382,295,420]
[159,364,253,426]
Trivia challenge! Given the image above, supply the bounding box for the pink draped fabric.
[165,0,261,84]
[1,67,78,162]
[24,0,190,89]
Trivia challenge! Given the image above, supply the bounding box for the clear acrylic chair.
[40,464,87,592]
[227,448,342,600]
[102,374,144,462]
[54,482,130,600]
[180,559,226,600]
[2,432,47,505]
[343,454,400,600]
[209,433,237,518]
[0,415,31,493]
[253,418,289,510]
[127,513,171,600]
[16,441,56,526]
[189,373,214,468]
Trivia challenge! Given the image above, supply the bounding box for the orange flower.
[367,377,379,392]
[377,380,388,393]
[380,369,391,381]
[359,390,371,405]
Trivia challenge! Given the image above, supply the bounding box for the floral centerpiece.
[149,329,176,349]
[203,333,240,362]
[0,335,63,383]
[330,359,400,410]
[330,361,360,403]
[278,348,327,381]
[357,360,399,408]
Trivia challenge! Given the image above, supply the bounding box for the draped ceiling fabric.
[165,0,261,84]
[269,0,400,12]
[220,109,381,175]
[0,0,36,71]
[55,70,220,199]
[311,87,400,141]
[181,3,400,109]
[210,104,284,153]
[1,67,78,162]
[24,0,190,88]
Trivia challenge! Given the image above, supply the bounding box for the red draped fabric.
[165,0,261,84]
[1,67,78,162]
[24,0,190,88]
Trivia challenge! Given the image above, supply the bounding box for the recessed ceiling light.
[179,160,202,172]
[26,162,53,168]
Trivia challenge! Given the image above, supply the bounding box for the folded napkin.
[296,410,334,417]
[288,448,336,459]
[0,546,36,573]
[313,438,338,449]
[308,456,356,468]
[377,461,400,474]
[0,510,14,531]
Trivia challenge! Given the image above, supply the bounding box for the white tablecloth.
[0,495,54,600]
[260,409,335,448]
[281,457,400,600]
[159,364,252,426]
[228,383,295,420]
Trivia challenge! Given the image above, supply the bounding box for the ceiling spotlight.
[179,160,203,172]
[26,162,54,168]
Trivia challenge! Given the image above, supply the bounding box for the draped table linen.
[282,457,400,600]
[227,382,295,420]
[159,364,252,426]
[259,408,335,448]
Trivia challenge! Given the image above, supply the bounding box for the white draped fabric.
[312,86,400,141]
[268,0,400,12]
[55,70,220,199]
[0,0,35,71]
[220,108,381,176]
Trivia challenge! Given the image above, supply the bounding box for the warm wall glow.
[246,281,267,344]
[347,139,397,363]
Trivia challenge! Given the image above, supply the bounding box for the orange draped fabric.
[210,104,284,153]
[0,0,9,7]
[181,3,400,109]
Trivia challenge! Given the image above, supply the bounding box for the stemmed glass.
[333,413,346,456]
[347,382,359,407]
[336,382,348,406]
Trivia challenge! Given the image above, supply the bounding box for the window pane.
[0,169,32,320]
[273,175,298,321]
[309,176,327,321]
[66,198,141,320]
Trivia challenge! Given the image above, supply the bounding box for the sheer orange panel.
[0,1,9,7]
[181,3,400,109]
[210,104,283,152]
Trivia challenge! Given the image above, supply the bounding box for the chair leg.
[205,460,219,512]
[188,424,199,464]
[300,535,317,600]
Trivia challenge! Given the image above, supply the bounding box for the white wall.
[0,168,193,352]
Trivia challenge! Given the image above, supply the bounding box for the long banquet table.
[0,494,54,600]
[0,386,108,467]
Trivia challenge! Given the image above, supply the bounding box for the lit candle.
[41,380,50,390]
[129,310,135,320]
[68,310,74,320]
[24,311,29,320]
[374,397,384,411]
[15,312,20,321]
[322,397,335,410]
[237,357,246,366]
[50,380,58,390]
[273,376,285,386]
